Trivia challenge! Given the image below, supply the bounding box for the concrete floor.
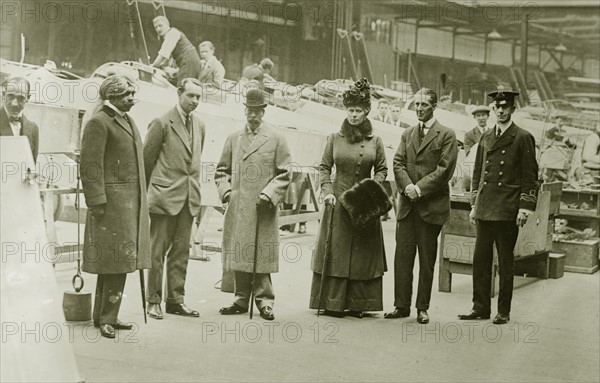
[51,214,600,383]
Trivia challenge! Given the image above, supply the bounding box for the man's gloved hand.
[324,194,336,206]
[257,193,272,209]
[89,204,106,218]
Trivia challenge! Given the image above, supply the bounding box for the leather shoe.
[458,310,490,320]
[384,307,410,319]
[259,306,275,321]
[417,310,429,324]
[166,303,200,318]
[99,324,115,339]
[493,313,510,325]
[219,303,248,315]
[147,303,164,320]
[113,320,133,330]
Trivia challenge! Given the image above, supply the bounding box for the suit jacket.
[394,120,458,225]
[198,56,226,86]
[0,107,39,162]
[463,125,483,155]
[215,122,291,274]
[144,107,206,217]
[80,105,151,274]
[471,122,539,221]
[372,114,391,124]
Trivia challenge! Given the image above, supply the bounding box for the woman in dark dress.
[309,78,388,318]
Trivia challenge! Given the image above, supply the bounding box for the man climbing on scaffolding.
[150,15,202,86]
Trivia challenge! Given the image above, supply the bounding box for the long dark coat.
[471,122,539,220]
[311,126,388,280]
[80,105,151,274]
[216,123,292,274]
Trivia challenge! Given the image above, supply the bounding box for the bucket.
[62,274,92,321]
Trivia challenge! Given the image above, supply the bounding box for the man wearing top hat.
[215,88,292,320]
[459,87,539,325]
[464,105,491,156]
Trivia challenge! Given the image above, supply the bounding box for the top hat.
[244,88,268,107]
[487,86,519,107]
[471,105,491,115]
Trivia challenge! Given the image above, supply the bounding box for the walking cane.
[249,203,261,319]
[140,270,147,324]
[317,202,335,317]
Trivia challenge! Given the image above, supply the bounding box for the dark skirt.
[309,272,383,312]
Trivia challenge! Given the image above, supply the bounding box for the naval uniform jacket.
[471,122,539,220]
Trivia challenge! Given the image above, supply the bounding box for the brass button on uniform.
[499,172,503,175]
[484,181,487,185]
[498,182,502,186]
[485,171,489,175]
[500,161,505,165]
[359,152,364,156]
[502,150,506,154]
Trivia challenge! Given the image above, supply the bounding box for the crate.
[548,253,565,279]
[551,238,599,274]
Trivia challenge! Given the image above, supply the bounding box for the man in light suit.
[459,88,538,325]
[463,105,490,155]
[198,41,226,88]
[0,76,39,162]
[385,88,458,324]
[144,78,206,319]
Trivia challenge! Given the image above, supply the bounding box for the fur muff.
[340,179,393,228]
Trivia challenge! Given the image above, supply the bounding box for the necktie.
[420,123,425,139]
[123,114,130,125]
[186,115,192,135]
[496,127,502,139]
[8,115,22,124]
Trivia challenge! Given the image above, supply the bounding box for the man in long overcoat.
[80,75,151,339]
[386,88,458,324]
[144,78,205,319]
[215,88,291,320]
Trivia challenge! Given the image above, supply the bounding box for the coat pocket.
[151,176,172,187]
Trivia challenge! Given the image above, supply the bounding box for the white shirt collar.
[104,101,126,118]
[497,119,512,135]
[419,117,435,129]
[176,104,188,124]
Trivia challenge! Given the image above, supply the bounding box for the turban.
[99,75,135,100]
